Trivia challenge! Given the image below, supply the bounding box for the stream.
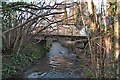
[23,42,83,78]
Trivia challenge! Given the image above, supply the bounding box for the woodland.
[1,0,120,79]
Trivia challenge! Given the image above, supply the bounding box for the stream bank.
[22,42,84,78]
[2,40,50,79]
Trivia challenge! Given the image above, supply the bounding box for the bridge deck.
[37,34,87,39]
[35,34,88,44]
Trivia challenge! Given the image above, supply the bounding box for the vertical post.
[0,2,2,80]
[114,0,120,78]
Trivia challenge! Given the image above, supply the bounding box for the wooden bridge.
[35,34,87,42]
[35,34,88,49]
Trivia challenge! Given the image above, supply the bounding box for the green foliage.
[107,2,117,16]
[76,8,81,17]
[106,26,114,35]
[2,63,16,76]
[2,2,29,12]
[2,40,50,77]
[79,20,83,26]
[85,68,94,78]
[89,14,95,22]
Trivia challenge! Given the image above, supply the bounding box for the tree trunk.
[114,0,120,78]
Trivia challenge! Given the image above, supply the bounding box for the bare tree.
[2,1,75,55]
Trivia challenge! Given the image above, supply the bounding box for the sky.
[6,0,106,8]
[7,0,107,14]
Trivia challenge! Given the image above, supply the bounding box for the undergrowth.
[2,40,50,78]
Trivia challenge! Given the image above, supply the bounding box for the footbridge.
[35,34,87,42]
